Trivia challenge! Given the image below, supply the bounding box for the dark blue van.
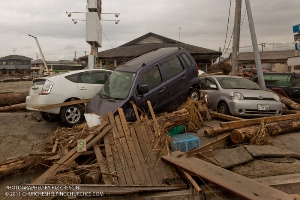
[86,47,200,120]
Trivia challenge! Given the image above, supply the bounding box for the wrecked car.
[86,47,201,120]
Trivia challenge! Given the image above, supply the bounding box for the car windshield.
[100,71,136,99]
[216,77,260,90]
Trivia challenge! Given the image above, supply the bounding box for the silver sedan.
[200,75,282,117]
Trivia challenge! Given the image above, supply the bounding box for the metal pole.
[231,0,242,76]
[28,34,49,74]
[245,0,266,90]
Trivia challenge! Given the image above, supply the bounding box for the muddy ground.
[1,81,300,199]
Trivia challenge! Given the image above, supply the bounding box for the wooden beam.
[186,134,230,156]
[118,108,146,185]
[220,113,300,129]
[210,111,243,121]
[32,99,90,110]
[162,151,295,200]
[182,170,202,192]
[93,144,111,184]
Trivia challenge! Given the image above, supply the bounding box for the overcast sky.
[0,0,299,61]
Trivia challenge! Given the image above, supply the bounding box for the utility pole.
[245,0,266,90]
[259,43,266,52]
[231,0,242,76]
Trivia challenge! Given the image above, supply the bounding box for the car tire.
[40,112,58,122]
[189,88,200,101]
[217,102,230,115]
[60,104,84,127]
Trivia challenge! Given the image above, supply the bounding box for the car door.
[135,65,169,113]
[160,55,186,110]
[77,70,110,99]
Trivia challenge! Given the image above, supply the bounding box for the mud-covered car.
[200,75,282,117]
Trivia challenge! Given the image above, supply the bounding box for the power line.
[102,29,113,49]
[222,0,232,53]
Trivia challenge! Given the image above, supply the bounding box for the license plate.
[258,104,269,111]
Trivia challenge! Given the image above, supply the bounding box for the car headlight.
[273,94,280,102]
[231,92,244,100]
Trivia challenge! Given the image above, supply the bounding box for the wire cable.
[222,0,232,53]
[102,29,114,49]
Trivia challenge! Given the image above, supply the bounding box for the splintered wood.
[29,106,182,192]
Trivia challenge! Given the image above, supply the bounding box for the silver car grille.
[244,97,275,101]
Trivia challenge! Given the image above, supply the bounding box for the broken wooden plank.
[107,112,131,185]
[142,122,177,181]
[32,99,90,110]
[186,133,230,155]
[115,115,139,184]
[118,108,146,185]
[51,139,59,154]
[31,122,111,184]
[129,124,152,185]
[130,101,140,121]
[93,144,111,184]
[132,123,160,185]
[221,113,300,129]
[138,123,166,184]
[147,101,160,133]
[209,111,242,121]
[182,170,202,192]
[162,151,296,200]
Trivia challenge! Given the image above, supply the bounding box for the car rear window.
[181,53,192,68]
[65,73,80,83]
[161,56,184,80]
[263,74,292,87]
[33,79,46,85]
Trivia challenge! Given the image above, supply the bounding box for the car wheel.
[217,102,230,115]
[60,104,84,127]
[189,88,200,101]
[40,112,58,122]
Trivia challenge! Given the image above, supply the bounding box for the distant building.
[230,50,297,72]
[0,55,32,75]
[31,59,84,74]
[287,56,300,73]
[79,32,222,72]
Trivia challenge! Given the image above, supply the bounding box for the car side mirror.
[139,84,149,95]
[209,84,217,89]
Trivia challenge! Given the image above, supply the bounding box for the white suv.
[26,69,112,126]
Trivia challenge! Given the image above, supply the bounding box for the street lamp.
[66,11,120,18]
[71,18,119,24]
[72,19,86,24]
[28,34,49,74]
